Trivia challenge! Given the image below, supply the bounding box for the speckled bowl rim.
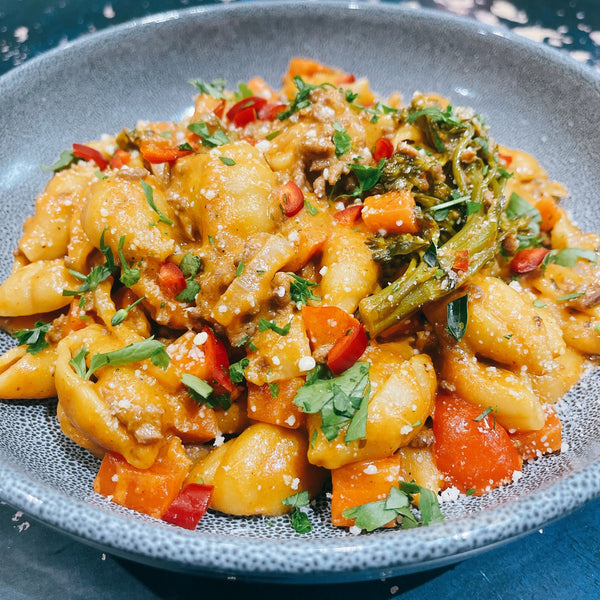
[0,1,599,583]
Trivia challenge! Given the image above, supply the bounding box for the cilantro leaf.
[282,490,313,534]
[179,253,203,278]
[342,499,398,532]
[219,156,236,166]
[293,361,370,443]
[282,490,310,508]
[182,373,213,401]
[175,279,200,303]
[544,248,598,269]
[13,321,51,355]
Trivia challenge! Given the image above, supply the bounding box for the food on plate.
[1,58,597,533]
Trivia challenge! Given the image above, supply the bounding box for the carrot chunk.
[361,190,418,234]
[93,437,191,518]
[510,405,562,461]
[330,456,406,527]
[247,377,306,429]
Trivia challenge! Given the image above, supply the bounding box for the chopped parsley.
[293,362,370,443]
[332,121,352,157]
[342,481,443,532]
[303,199,319,216]
[235,261,245,277]
[282,490,313,534]
[229,358,249,384]
[277,76,333,121]
[542,247,598,269]
[182,373,232,410]
[175,252,203,303]
[268,382,280,398]
[189,77,227,99]
[219,156,236,166]
[13,321,51,355]
[40,149,77,173]
[117,236,141,287]
[258,318,292,336]
[288,273,321,306]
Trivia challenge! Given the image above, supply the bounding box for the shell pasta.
[1,58,597,533]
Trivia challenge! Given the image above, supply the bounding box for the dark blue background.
[1,1,599,598]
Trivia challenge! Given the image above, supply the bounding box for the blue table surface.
[1,1,599,598]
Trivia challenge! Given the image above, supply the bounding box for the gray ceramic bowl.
[0,2,599,583]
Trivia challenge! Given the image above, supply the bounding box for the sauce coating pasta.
[1,58,598,532]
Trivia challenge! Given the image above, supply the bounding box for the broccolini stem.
[359,185,503,336]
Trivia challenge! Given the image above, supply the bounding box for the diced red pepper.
[258,102,287,121]
[226,96,268,127]
[109,149,131,169]
[162,483,214,530]
[498,152,513,166]
[278,181,304,217]
[202,326,233,393]
[453,249,470,272]
[372,137,394,162]
[509,248,550,274]
[158,261,187,296]
[333,204,363,225]
[139,139,194,164]
[72,143,109,170]
[327,323,369,375]
[212,99,226,120]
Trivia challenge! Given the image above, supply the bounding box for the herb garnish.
[141,180,173,226]
[13,321,51,355]
[293,362,370,443]
[342,481,444,532]
[446,294,468,341]
[187,121,230,147]
[175,252,203,303]
[347,158,385,197]
[182,373,232,410]
[189,77,227,99]
[111,296,146,326]
[277,76,334,121]
[40,149,77,172]
[70,337,170,380]
[282,490,313,534]
[258,318,292,336]
[288,273,321,306]
[333,121,352,157]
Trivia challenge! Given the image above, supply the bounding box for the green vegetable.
[342,481,443,532]
[304,199,319,216]
[189,77,227,99]
[293,362,370,443]
[333,121,352,157]
[174,252,203,303]
[187,121,230,147]
[141,180,173,226]
[69,347,88,379]
[543,248,598,269]
[446,293,469,341]
[219,156,236,166]
[258,318,291,336]
[40,149,76,172]
[288,273,321,306]
[277,76,334,121]
[117,236,141,287]
[347,159,385,197]
[229,358,249,384]
[110,296,146,326]
[282,490,313,534]
[80,337,170,380]
[13,321,51,355]
[269,382,280,398]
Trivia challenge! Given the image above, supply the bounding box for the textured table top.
[1,1,599,598]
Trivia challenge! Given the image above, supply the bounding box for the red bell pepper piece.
[72,143,109,170]
[258,102,287,121]
[226,96,268,127]
[509,247,550,274]
[453,249,470,272]
[202,326,233,393]
[327,322,368,375]
[139,139,194,164]
[278,181,304,217]
[158,261,187,296]
[162,483,214,530]
[372,137,394,162]
[333,204,363,225]
[109,149,131,169]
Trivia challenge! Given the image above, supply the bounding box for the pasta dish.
[0,59,597,532]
